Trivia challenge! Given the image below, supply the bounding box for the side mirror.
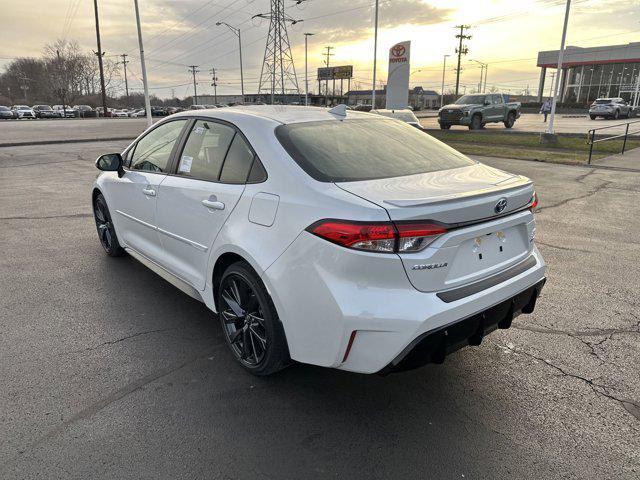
[96,153,124,177]
[484,100,491,106]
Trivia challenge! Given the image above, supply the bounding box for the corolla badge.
[494,197,508,214]
[411,262,448,271]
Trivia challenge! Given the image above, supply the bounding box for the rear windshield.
[374,110,418,122]
[595,99,612,104]
[276,118,475,182]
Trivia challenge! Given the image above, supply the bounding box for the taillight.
[396,221,448,252]
[308,221,396,252]
[529,191,538,210]
[307,220,447,253]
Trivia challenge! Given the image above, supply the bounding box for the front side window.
[176,120,235,181]
[130,120,187,173]
[276,118,475,182]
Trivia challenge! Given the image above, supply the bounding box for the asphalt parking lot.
[1,139,639,479]
[1,111,634,146]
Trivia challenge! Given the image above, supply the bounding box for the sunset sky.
[1,0,638,98]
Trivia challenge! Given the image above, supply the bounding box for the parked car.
[91,106,545,376]
[0,106,15,119]
[589,98,632,120]
[132,109,147,118]
[438,93,521,130]
[151,106,165,116]
[53,105,77,118]
[74,105,94,118]
[111,109,129,118]
[127,109,141,117]
[371,108,422,129]
[11,105,36,119]
[189,104,207,110]
[32,105,58,119]
[354,104,372,112]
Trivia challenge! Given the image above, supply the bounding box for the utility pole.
[546,0,571,135]
[133,0,152,127]
[93,0,108,117]
[120,53,130,106]
[454,25,471,96]
[323,46,334,67]
[304,33,314,106]
[371,0,379,109]
[210,67,218,104]
[188,65,200,105]
[440,54,450,108]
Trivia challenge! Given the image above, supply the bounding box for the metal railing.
[587,119,640,164]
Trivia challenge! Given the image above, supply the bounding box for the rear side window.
[276,118,475,182]
[130,120,187,173]
[177,120,235,181]
[219,134,255,184]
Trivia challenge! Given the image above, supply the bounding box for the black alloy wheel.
[504,111,516,129]
[93,194,124,257]
[218,262,289,375]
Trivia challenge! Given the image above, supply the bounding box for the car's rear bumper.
[378,278,545,374]
[263,232,546,374]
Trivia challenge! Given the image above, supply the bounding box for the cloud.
[301,0,452,43]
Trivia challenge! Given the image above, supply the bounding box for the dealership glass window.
[601,64,614,86]
[611,64,624,85]
[564,86,578,103]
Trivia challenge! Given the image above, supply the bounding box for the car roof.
[169,105,373,126]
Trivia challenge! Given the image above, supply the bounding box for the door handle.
[142,187,156,197]
[202,199,225,210]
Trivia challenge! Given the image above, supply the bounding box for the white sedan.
[92,105,546,375]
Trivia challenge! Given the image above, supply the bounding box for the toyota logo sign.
[494,198,508,214]
[391,44,406,57]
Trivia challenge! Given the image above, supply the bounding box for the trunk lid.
[336,163,536,293]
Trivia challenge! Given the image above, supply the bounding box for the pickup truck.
[438,93,521,130]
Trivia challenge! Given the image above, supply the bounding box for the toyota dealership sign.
[386,40,411,109]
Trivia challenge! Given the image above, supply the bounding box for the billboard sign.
[386,41,411,109]
[317,65,353,80]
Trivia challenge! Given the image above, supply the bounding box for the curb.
[0,137,136,148]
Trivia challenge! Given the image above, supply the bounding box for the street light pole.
[371,0,379,109]
[304,33,314,106]
[470,60,487,93]
[547,0,571,135]
[440,54,450,108]
[216,22,244,102]
[133,0,152,127]
[93,0,107,117]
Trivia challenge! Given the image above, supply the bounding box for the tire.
[469,114,482,130]
[93,193,125,257]
[439,123,451,130]
[590,115,596,120]
[613,110,620,120]
[504,111,516,128]
[217,262,290,376]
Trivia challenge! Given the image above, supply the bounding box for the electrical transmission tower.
[454,25,471,96]
[254,0,302,104]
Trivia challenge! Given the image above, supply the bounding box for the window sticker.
[194,126,205,135]
[179,155,193,173]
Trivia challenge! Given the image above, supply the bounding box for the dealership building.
[537,42,640,105]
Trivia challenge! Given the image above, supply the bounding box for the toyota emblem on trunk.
[495,198,508,213]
